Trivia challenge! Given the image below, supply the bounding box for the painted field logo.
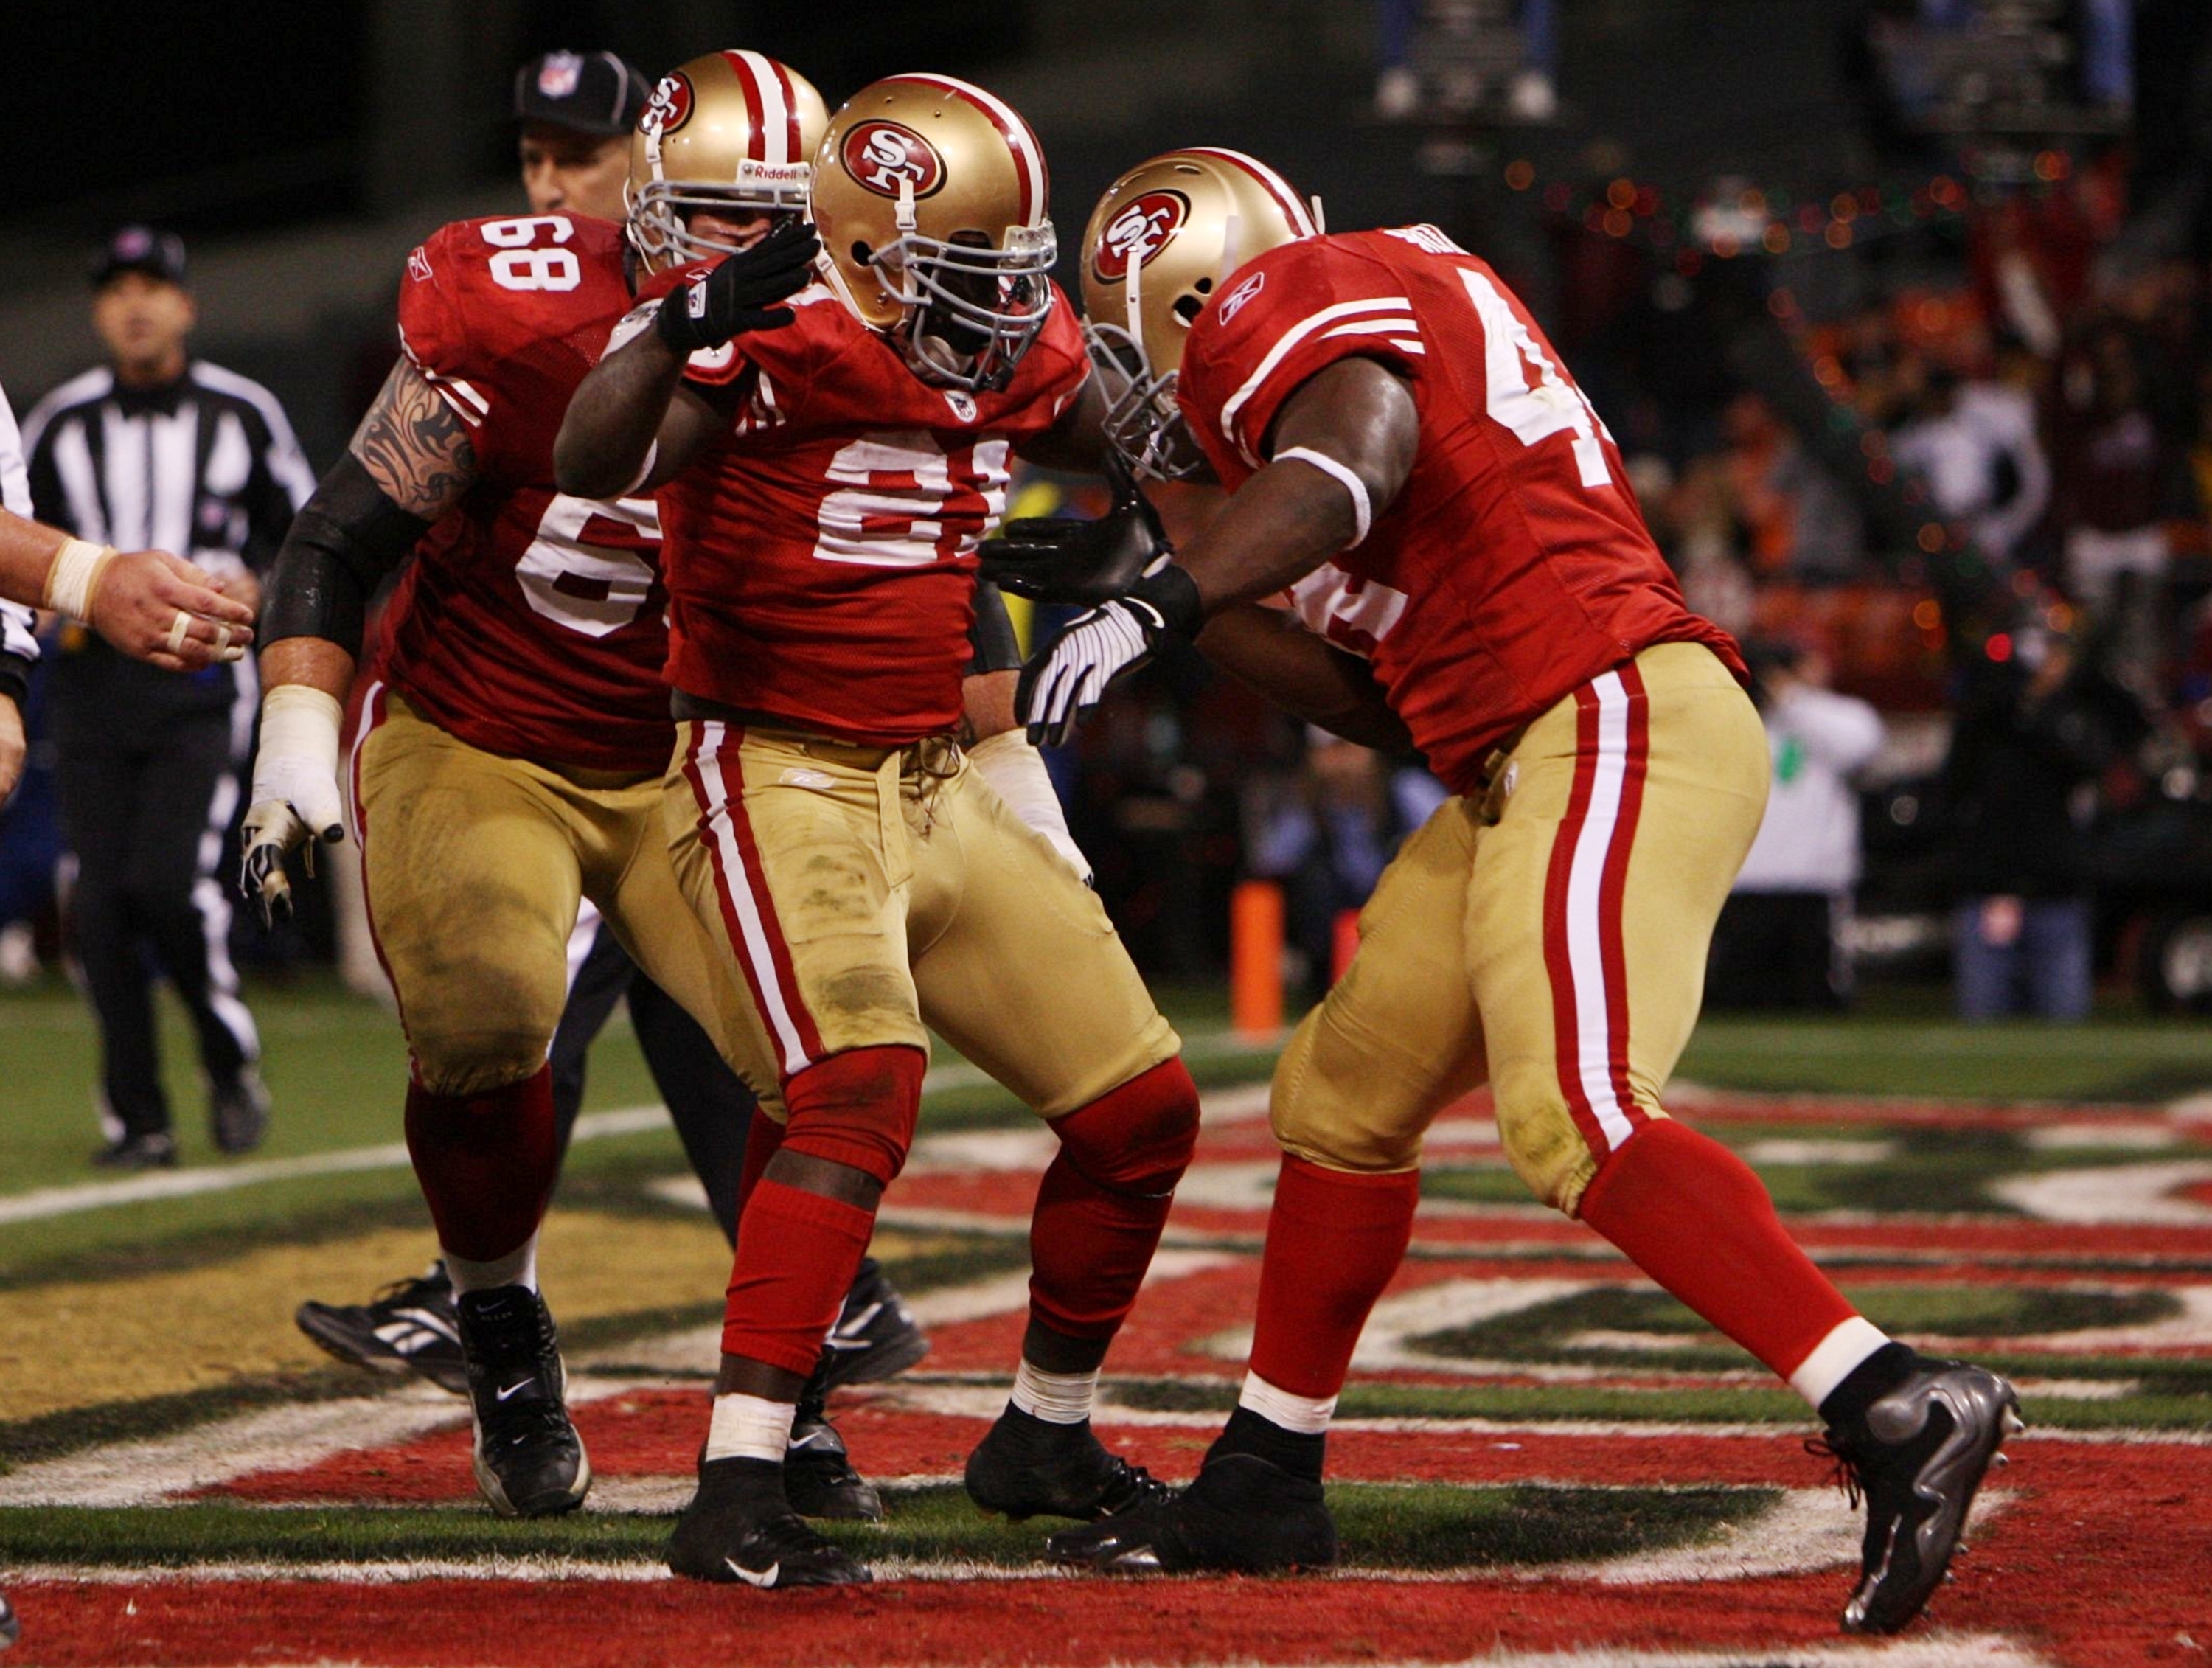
[1093,191,1190,282]
[845,120,944,199]
[644,72,694,137]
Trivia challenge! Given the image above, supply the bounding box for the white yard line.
[0,1037,1279,1229]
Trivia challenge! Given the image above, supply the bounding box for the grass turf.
[0,1481,1773,1572]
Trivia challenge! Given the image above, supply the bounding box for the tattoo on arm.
[348,361,478,519]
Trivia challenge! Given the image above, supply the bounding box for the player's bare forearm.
[260,636,356,703]
[555,326,693,498]
[961,668,1020,743]
[350,361,478,521]
[1178,358,1419,616]
[1015,375,1111,473]
[1197,603,1413,754]
[0,511,69,611]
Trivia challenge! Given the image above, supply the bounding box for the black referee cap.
[93,226,187,289]
[513,49,650,137]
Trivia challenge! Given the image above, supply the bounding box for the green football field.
[3,976,2208,1667]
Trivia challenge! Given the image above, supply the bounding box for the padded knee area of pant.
[1492,1057,1610,1214]
[409,1032,556,1099]
[1269,1012,1427,1174]
[1051,1059,1200,1195]
[778,1044,925,1185]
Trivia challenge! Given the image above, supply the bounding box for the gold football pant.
[665,720,1180,1117]
[1270,642,1769,1213]
[352,688,774,1099]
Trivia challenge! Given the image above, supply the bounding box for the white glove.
[240,685,347,928]
[1016,563,1202,748]
[967,729,1093,884]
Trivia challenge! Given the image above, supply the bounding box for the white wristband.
[43,538,119,622]
[1274,446,1372,548]
[251,684,347,838]
[967,729,1093,884]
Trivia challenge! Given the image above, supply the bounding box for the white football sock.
[445,1235,538,1296]
[1790,1316,1893,1411]
[706,1392,799,1463]
[1010,1360,1099,1425]
[1238,1371,1338,1436]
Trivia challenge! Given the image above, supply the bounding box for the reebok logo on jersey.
[780,768,835,790]
[1218,271,1266,324]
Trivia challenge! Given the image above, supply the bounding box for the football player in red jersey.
[556,76,1206,1589]
[990,151,2020,1635]
[243,52,1079,1529]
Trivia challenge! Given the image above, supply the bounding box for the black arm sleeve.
[967,578,1023,675]
[0,652,30,711]
[260,452,431,656]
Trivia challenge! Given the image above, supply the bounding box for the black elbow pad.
[261,454,432,655]
[968,578,1024,675]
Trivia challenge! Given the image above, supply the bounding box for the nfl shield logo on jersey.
[537,52,583,100]
[942,390,978,423]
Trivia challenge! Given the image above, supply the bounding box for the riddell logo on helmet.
[644,72,694,136]
[845,121,945,198]
[1092,191,1189,282]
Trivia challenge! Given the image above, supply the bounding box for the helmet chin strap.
[894,174,919,236]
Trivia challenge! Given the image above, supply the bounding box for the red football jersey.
[1176,226,1744,795]
[379,212,672,774]
[635,269,1089,744]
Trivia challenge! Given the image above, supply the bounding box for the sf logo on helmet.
[1093,192,1189,282]
[644,72,694,136]
[844,121,945,198]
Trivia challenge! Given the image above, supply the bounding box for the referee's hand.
[92,549,255,671]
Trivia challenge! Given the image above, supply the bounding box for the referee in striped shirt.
[22,226,313,1168]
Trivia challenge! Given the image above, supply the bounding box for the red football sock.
[1576,1118,1858,1381]
[1247,1156,1421,1400]
[1029,1060,1202,1341]
[721,1177,876,1375]
[403,1066,559,1263]
[719,1046,921,1377]
[736,1106,785,1217]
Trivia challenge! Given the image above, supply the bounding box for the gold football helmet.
[811,74,1057,391]
[627,50,829,272]
[1080,148,1321,477]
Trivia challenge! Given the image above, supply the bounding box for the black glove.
[980,453,1172,607]
[1016,563,1203,747]
[655,219,821,355]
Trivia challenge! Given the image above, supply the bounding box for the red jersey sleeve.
[1177,238,1429,479]
[397,215,627,482]
[620,262,838,400]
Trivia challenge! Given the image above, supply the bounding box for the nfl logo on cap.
[538,52,583,99]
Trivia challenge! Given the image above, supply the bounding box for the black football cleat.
[455,1285,590,1518]
[669,1457,872,1589]
[1812,1357,2022,1635]
[1047,1452,1337,1574]
[209,1066,271,1155]
[964,1407,1172,1523]
[90,1130,177,1170]
[296,1262,470,1395]
[784,1397,884,1523]
[815,1261,930,1394]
